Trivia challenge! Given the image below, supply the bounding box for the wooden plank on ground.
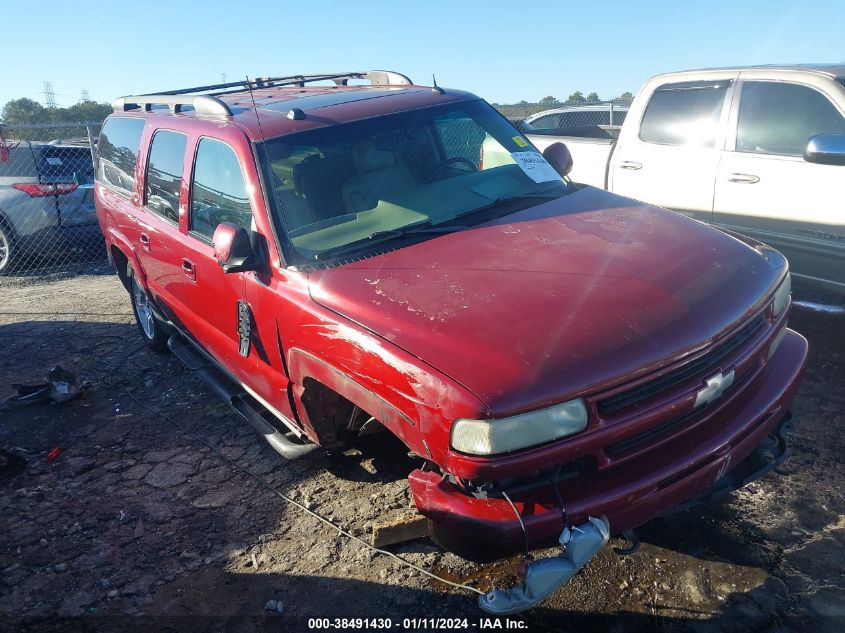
[371,514,429,548]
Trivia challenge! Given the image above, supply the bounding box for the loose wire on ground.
[124,387,486,597]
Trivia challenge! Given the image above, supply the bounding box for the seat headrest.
[353,139,395,173]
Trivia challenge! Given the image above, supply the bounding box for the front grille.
[598,314,766,416]
[604,362,758,456]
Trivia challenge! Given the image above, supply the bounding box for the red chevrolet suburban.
[95,71,807,565]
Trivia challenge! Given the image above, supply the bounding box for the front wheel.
[128,264,169,353]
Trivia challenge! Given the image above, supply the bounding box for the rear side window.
[145,130,187,223]
[736,82,845,156]
[37,147,94,183]
[190,138,253,241]
[528,114,561,130]
[96,117,145,196]
[640,81,730,147]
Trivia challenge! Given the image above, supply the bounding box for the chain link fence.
[0,122,104,278]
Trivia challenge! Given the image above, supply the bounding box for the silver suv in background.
[0,141,98,274]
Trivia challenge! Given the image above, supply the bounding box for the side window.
[528,114,561,130]
[736,81,845,156]
[144,130,186,223]
[96,117,145,196]
[190,138,253,241]
[640,81,730,147]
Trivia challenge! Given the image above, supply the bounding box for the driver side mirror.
[804,133,845,166]
[542,142,574,177]
[212,222,260,273]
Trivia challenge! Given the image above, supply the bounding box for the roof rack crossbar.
[204,73,370,97]
[111,70,413,118]
[143,70,412,99]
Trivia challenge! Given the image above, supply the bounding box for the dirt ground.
[1,269,843,632]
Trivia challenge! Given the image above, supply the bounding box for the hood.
[307,187,786,416]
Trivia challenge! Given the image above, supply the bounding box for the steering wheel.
[427,156,478,182]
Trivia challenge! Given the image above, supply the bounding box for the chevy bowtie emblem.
[695,369,735,408]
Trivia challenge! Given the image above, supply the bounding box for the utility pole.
[221,73,227,83]
[80,89,90,103]
[43,81,57,108]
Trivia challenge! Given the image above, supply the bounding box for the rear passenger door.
[713,78,845,292]
[609,77,736,220]
[136,129,191,320]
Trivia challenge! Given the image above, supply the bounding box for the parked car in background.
[0,141,98,274]
[96,71,805,591]
[524,103,629,132]
[519,65,845,295]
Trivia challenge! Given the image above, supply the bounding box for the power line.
[80,89,90,103]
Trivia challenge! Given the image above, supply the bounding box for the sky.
[2,0,844,110]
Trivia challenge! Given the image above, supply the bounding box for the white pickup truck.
[521,65,845,295]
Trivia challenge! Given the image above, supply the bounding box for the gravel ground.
[1,270,843,632]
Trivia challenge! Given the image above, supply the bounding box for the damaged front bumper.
[479,515,610,615]
[410,329,807,562]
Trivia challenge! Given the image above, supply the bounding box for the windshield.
[263,100,568,263]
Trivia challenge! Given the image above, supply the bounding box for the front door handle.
[618,161,642,170]
[182,259,196,282]
[727,172,760,184]
[139,233,151,252]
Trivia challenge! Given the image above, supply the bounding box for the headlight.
[772,273,791,317]
[450,399,589,456]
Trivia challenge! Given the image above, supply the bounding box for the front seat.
[341,139,416,213]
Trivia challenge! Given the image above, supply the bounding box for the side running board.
[167,336,321,460]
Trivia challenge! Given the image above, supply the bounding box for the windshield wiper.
[313,223,468,261]
[365,223,469,241]
[452,193,559,223]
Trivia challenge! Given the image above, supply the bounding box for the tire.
[0,222,14,276]
[127,264,169,353]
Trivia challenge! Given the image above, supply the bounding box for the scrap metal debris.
[479,516,611,615]
[1,366,84,408]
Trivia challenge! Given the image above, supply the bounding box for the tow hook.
[613,529,641,556]
[478,516,610,615]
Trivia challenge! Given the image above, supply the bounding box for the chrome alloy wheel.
[132,275,156,340]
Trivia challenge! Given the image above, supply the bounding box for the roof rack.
[112,70,413,117]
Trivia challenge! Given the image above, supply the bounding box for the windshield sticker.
[512,135,529,148]
[46,157,63,166]
[511,151,560,183]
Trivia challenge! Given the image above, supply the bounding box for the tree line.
[505,91,634,107]
[1,98,112,127]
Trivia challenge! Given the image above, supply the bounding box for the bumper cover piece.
[479,516,610,615]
